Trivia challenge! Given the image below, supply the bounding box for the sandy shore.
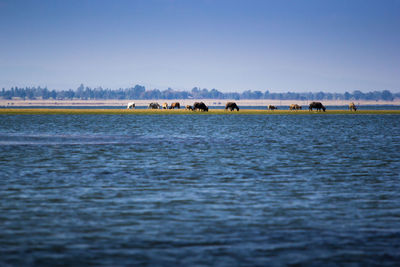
[1,99,399,107]
[1,108,400,115]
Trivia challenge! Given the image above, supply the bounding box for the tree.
[0,85,397,101]
[353,90,364,100]
[381,90,394,101]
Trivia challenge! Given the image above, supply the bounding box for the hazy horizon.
[1,0,399,93]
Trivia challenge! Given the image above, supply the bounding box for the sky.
[0,0,399,93]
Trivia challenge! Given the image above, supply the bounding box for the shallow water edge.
[1,108,400,115]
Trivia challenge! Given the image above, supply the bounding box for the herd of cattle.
[126,101,358,112]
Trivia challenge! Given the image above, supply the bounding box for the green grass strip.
[1,108,400,115]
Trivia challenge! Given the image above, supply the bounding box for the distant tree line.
[1,84,399,101]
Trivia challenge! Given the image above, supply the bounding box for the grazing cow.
[193,102,209,112]
[170,102,180,109]
[349,102,357,111]
[289,104,302,110]
[268,105,278,110]
[162,103,168,109]
[127,102,135,109]
[148,102,161,109]
[225,102,239,111]
[309,102,326,112]
[185,105,193,111]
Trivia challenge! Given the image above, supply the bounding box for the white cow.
[127,102,135,109]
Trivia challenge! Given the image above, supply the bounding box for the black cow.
[225,102,239,111]
[193,102,208,112]
[309,102,326,112]
[268,105,278,110]
[148,102,161,109]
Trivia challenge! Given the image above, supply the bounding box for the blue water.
[3,104,400,110]
[1,114,400,265]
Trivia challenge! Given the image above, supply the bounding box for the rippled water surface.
[1,114,400,266]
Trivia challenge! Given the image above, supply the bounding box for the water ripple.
[0,114,399,265]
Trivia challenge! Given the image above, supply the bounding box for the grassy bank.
[1,108,400,115]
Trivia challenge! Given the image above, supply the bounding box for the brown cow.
[289,104,302,110]
[349,102,357,111]
[169,102,180,109]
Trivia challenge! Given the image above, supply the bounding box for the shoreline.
[1,108,399,115]
[1,99,400,107]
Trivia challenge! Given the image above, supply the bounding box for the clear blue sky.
[0,0,399,93]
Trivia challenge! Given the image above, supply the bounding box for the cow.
[148,102,161,109]
[289,104,302,110]
[162,103,168,109]
[127,102,135,109]
[193,102,208,112]
[225,102,239,111]
[349,102,357,111]
[268,105,278,110]
[309,102,326,112]
[169,102,180,109]
[185,105,193,111]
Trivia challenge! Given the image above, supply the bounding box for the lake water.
[4,104,400,110]
[1,114,399,265]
